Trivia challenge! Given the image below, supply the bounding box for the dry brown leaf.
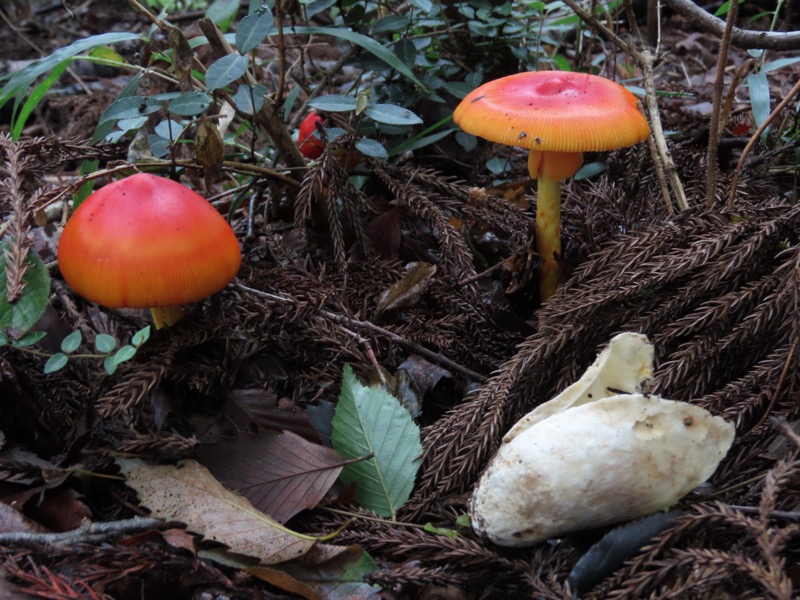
[116,458,315,564]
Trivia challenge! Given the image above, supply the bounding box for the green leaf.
[206,0,240,31]
[154,119,186,140]
[455,513,471,528]
[206,54,250,91]
[103,354,118,375]
[0,240,50,338]
[0,32,141,113]
[11,60,70,140]
[132,326,151,348]
[236,9,274,54]
[760,57,800,73]
[98,96,162,126]
[95,333,117,354]
[169,91,213,116]
[112,345,137,367]
[388,129,452,156]
[574,161,606,180]
[332,365,422,518]
[287,27,427,91]
[0,332,7,347]
[308,95,358,112]
[423,522,458,539]
[44,353,69,374]
[363,104,423,126]
[232,82,268,114]
[747,72,771,130]
[60,330,82,354]
[354,138,388,159]
[14,330,46,348]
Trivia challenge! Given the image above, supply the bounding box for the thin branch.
[706,0,738,209]
[664,0,800,50]
[0,517,168,546]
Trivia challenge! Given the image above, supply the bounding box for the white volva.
[470,333,735,547]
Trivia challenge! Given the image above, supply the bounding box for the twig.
[727,77,800,209]
[234,283,488,383]
[0,517,169,546]
[664,0,800,50]
[706,0,738,209]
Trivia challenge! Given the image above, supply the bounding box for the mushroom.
[469,333,736,547]
[58,173,242,329]
[453,71,651,300]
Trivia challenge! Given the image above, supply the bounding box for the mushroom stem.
[150,305,184,330]
[535,176,562,301]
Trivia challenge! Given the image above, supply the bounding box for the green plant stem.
[535,177,562,301]
[9,345,107,360]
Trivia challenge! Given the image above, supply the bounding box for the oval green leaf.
[308,95,358,112]
[95,333,117,354]
[363,104,423,126]
[44,353,69,374]
[169,91,213,116]
[0,240,50,338]
[61,330,82,354]
[236,9,274,54]
[206,54,250,91]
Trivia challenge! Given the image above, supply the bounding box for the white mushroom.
[470,334,735,547]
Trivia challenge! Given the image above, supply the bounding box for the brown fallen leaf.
[197,430,344,524]
[116,458,315,564]
[374,261,437,317]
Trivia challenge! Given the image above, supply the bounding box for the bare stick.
[0,517,168,546]
[706,0,738,209]
[664,0,800,50]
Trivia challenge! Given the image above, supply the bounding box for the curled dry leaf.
[470,333,735,546]
[116,458,315,564]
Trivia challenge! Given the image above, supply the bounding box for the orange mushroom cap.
[58,173,242,309]
[452,71,650,155]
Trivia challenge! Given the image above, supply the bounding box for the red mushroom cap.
[453,71,650,153]
[298,112,325,159]
[58,173,242,309]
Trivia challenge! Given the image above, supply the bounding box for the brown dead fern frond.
[96,318,217,418]
[0,136,36,304]
[372,166,478,288]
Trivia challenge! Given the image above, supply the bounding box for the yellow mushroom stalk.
[453,71,651,300]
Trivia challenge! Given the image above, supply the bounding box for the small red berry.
[298,113,324,159]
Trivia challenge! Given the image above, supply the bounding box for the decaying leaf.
[116,458,315,563]
[374,261,437,317]
[197,431,344,524]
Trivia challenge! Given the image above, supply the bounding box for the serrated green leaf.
[132,326,151,348]
[363,104,422,126]
[206,54,250,91]
[169,91,213,116]
[236,9,274,54]
[332,365,422,518]
[308,95,358,112]
[61,330,82,354]
[95,333,117,354]
[0,240,50,338]
[44,353,69,374]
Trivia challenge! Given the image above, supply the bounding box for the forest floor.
[0,1,799,599]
